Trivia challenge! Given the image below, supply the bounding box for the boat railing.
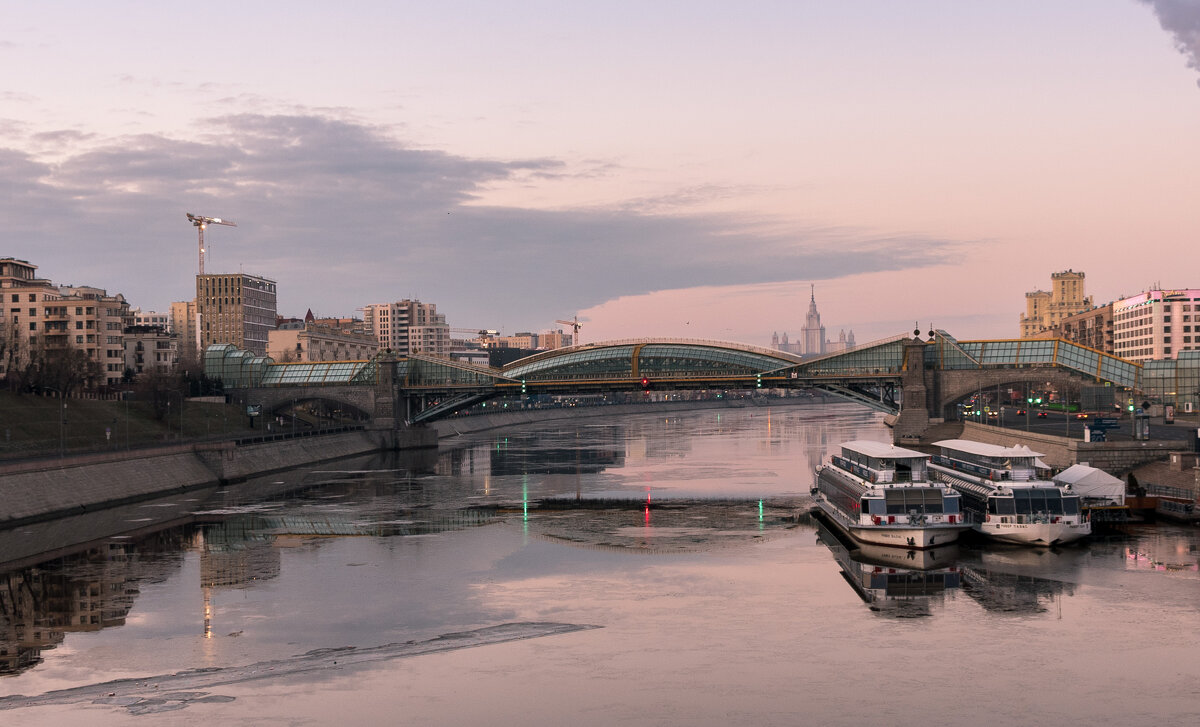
[931,454,1007,481]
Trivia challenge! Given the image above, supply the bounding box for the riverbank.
[0,429,383,530]
[1,397,824,529]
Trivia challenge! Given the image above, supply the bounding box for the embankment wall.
[0,431,384,529]
[961,422,1188,474]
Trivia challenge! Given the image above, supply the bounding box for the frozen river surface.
[2,402,1198,726]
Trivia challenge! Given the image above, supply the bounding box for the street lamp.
[166,390,184,441]
[44,387,67,459]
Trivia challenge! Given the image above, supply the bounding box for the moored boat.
[928,439,1090,546]
[812,440,970,549]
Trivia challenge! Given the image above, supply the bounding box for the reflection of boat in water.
[958,565,1073,614]
[815,516,961,616]
[928,440,1089,547]
[813,440,969,549]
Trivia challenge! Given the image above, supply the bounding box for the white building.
[130,308,172,332]
[362,299,450,356]
[1113,288,1200,362]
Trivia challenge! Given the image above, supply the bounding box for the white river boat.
[813,440,970,550]
[928,439,1090,547]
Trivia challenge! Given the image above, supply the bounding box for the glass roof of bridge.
[928,331,1141,388]
[503,339,801,381]
[260,360,372,386]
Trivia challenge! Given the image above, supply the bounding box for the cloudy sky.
[3,1,1199,347]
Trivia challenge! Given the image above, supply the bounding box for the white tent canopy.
[1053,464,1125,506]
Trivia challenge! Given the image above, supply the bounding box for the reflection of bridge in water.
[207,330,1145,443]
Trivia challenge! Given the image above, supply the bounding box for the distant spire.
[810,284,815,302]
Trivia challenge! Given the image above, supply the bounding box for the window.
[28,294,35,302]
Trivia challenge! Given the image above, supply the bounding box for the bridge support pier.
[892,336,934,443]
[364,351,440,450]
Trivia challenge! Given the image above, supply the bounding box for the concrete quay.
[0,397,816,530]
[0,427,437,530]
[924,421,1192,474]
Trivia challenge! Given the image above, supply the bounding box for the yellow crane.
[186,213,237,274]
[555,316,583,347]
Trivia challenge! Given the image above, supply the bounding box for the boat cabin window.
[1012,488,1064,515]
[863,498,886,515]
[1061,496,1079,515]
[884,488,945,514]
[989,498,1017,516]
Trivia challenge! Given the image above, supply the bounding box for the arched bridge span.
[205,332,1143,438]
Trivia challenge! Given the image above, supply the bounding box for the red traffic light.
[640,377,650,389]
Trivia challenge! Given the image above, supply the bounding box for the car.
[1075,412,1089,420]
[1036,411,1048,419]
[1016,408,1027,416]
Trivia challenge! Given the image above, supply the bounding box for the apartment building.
[268,323,379,362]
[169,300,199,358]
[1057,303,1114,355]
[2,260,134,387]
[362,299,449,356]
[123,324,178,377]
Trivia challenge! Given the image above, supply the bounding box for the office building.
[196,273,277,356]
[1113,288,1200,362]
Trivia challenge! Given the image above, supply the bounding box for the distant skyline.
[3,1,1199,347]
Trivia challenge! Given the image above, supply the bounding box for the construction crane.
[186,213,237,274]
[555,316,583,347]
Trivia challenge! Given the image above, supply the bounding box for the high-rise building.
[196,273,277,356]
[1113,288,1200,362]
[802,286,826,356]
[1020,270,1093,337]
[362,299,449,356]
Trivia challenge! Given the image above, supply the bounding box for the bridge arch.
[502,339,802,385]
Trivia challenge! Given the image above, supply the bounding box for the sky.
[2,1,1199,348]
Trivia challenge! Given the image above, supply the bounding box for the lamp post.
[45,387,67,459]
[166,390,184,441]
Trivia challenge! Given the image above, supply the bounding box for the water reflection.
[813,516,961,617]
[958,565,1073,615]
[0,529,188,676]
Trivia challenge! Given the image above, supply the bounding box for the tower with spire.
[802,284,826,356]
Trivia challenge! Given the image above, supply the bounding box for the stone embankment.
[0,429,387,529]
[959,421,1189,474]
[1,397,816,530]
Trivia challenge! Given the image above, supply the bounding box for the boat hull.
[814,499,968,550]
[974,520,1091,547]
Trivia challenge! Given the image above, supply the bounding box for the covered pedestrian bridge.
[206,332,1144,437]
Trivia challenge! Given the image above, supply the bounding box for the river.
[2,401,1198,726]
